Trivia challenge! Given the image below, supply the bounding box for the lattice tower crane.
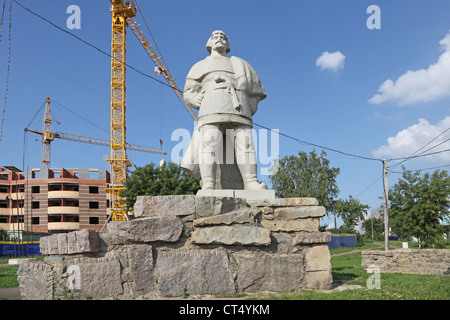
[24,97,166,174]
[106,0,197,222]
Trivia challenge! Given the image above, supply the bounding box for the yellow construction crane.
[106,0,197,222]
[24,97,166,172]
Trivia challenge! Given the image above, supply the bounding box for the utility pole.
[382,159,389,251]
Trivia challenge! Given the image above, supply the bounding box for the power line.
[13,0,449,209]
[253,122,383,162]
[52,99,109,135]
[388,126,450,169]
[356,175,383,198]
[388,164,450,174]
[388,148,450,162]
[7,52,192,128]
[0,0,11,141]
[13,0,444,167]
[12,0,176,91]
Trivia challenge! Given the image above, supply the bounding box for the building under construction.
[0,166,111,238]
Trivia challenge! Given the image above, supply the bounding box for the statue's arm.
[183,78,203,110]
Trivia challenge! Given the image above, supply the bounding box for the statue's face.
[211,31,228,53]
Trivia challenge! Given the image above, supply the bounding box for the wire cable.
[0,0,12,141]
[253,122,383,162]
[388,164,450,174]
[14,0,448,174]
[12,0,176,91]
[52,99,110,135]
[0,0,6,40]
[388,126,450,169]
[25,100,46,130]
[133,0,172,78]
[356,175,383,198]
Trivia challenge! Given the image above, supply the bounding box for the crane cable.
[133,0,171,78]
[0,0,6,37]
[0,0,11,141]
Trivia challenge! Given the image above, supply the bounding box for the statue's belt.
[202,84,241,111]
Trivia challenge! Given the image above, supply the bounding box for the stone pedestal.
[196,188,276,200]
[18,194,333,300]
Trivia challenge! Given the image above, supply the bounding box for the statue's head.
[206,30,230,54]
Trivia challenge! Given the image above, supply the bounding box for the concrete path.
[330,241,400,257]
[0,287,21,300]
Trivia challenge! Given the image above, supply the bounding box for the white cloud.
[371,116,450,162]
[316,51,345,73]
[369,32,450,106]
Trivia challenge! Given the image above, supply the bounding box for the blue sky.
[1,0,449,228]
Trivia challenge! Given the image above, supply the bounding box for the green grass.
[0,266,19,288]
[1,247,449,300]
[265,252,450,300]
[0,255,44,289]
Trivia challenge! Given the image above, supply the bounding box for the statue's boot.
[238,163,268,190]
[199,161,216,190]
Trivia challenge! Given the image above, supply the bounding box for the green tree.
[334,197,369,231]
[270,150,340,214]
[362,216,384,240]
[389,167,450,248]
[120,162,200,211]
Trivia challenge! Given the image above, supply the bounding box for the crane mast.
[104,0,199,222]
[106,1,137,222]
[41,97,54,171]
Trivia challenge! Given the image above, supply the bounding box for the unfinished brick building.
[0,166,110,235]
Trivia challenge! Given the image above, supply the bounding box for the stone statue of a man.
[181,30,267,190]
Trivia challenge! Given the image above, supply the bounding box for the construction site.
[0,0,193,252]
[0,0,338,301]
[0,0,448,304]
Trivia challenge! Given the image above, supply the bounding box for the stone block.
[67,231,77,254]
[236,254,303,292]
[274,206,326,219]
[303,270,333,290]
[261,218,319,232]
[67,257,122,299]
[128,246,154,295]
[57,233,69,255]
[157,250,235,296]
[304,245,331,272]
[17,260,54,300]
[48,234,59,255]
[40,229,101,255]
[39,236,48,255]
[293,231,332,245]
[195,195,247,217]
[196,189,276,201]
[75,229,101,254]
[193,207,261,227]
[247,197,319,207]
[234,189,276,201]
[134,195,196,218]
[196,189,234,198]
[192,225,271,246]
[302,245,333,290]
[108,217,183,244]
